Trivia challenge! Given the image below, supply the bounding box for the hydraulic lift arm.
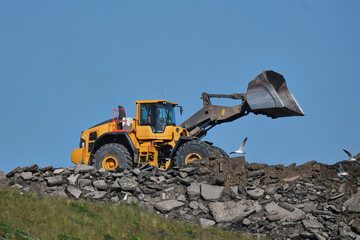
[180,70,304,138]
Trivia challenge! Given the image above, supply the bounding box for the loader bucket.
[246,71,304,118]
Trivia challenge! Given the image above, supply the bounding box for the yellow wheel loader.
[71,71,304,171]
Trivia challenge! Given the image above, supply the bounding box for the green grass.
[0,188,254,240]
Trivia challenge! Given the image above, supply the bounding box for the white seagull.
[338,163,350,181]
[230,137,248,154]
[343,149,359,161]
[123,193,128,201]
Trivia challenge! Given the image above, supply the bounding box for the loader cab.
[138,101,177,133]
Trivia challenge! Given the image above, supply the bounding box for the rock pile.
[1,154,360,240]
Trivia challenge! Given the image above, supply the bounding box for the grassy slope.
[0,188,254,240]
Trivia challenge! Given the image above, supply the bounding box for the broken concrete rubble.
[3,155,360,240]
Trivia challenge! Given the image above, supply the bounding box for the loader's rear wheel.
[175,140,212,167]
[212,146,229,159]
[93,143,132,171]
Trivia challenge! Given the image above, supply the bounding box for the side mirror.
[179,106,183,115]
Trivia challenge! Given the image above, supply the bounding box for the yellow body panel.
[71,148,87,164]
[135,125,157,140]
[71,120,121,166]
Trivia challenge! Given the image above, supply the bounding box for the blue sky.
[0,1,359,173]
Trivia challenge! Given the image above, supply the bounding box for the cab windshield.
[140,102,176,133]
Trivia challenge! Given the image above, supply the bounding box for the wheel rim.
[102,155,119,170]
[185,152,201,165]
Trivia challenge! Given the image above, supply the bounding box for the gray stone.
[83,185,96,195]
[344,191,360,213]
[74,164,96,174]
[199,218,215,227]
[93,180,108,191]
[278,202,295,212]
[247,188,264,200]
[198,202,208,213]
[112,172,124,178]
[327,205,341,213]
[247,169,265,178]
[313,232,327,240]
[267,214,281,222]
[132,168,141,176]
[303,202,316,213]
[176,176,192,186]
[180,167,195,173]
[179,172,188,178]
[265,184,278,195]
[158,176,166,182]
[78,179,92,189]
[161,192,166,200]
[230,186,238,195]
[45,176,63,186]
[300,231,314,238]
[302,219,324,230]
[339,227,350,238]
[110,181,121,191]
[351,218,360,234]
[11,183,23,189]
[288,232,301,239]
[51,188,67,198]
[329,192,345,200]
[90,191,107,200]
[125,196,138,204]
[6,167,21,178]
[25,164,39,172]
[177,194,186,202]
[265,202,305,222]
[53,168,65,175]
[111,196,120,203]
[20,172,33,181]
[22,187,31,193]
[66,186,82,199]
[283,175,300,182]
[242,218,251,226]
[282,222,296,227]
[189,201,199,210]
[119,177,138,191]
[187,183,200,198]
[67,174,80,186]
[154,200,185,213]
[209,201,256,223]
[164,187,174,192]
[201,183,224,201]
[39,166,53,171]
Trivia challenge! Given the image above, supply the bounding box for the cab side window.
[140,104,149,125]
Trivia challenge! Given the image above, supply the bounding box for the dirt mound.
[190,153,360,195]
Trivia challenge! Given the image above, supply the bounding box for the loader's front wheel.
[175,140,212,167]
[212,146,229,159]
[93,143,132,171]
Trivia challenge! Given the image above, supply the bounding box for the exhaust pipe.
[246,71,304,118]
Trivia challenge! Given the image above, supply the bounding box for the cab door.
[135,103,157,140]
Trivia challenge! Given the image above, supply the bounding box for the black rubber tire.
[175,140,212,167]
[212,146,229,159]
[93,143,132,171]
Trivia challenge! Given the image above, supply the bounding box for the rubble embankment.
[1,153,360,240]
